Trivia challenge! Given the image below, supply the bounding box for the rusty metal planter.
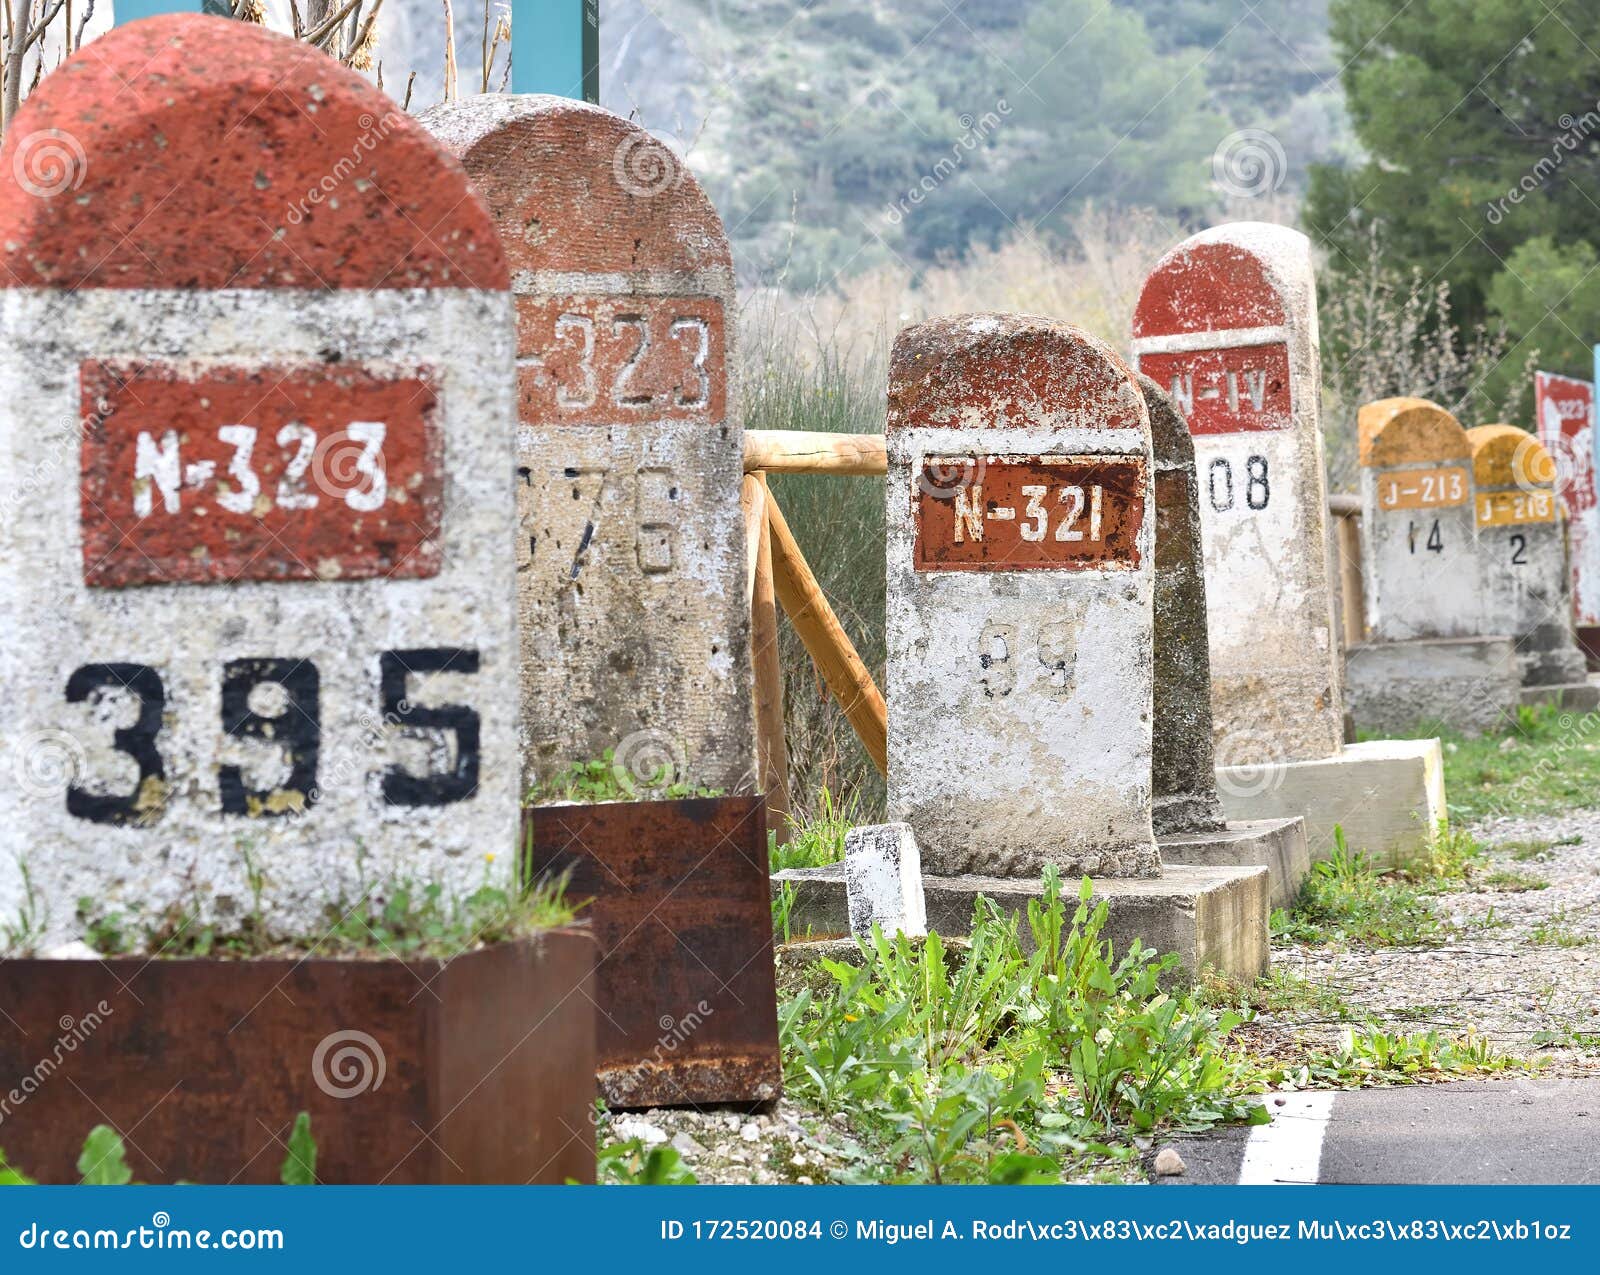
[0,930,595,1184]
[524,795,781,1109]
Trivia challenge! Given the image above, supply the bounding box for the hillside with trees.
[603,0,1355,286]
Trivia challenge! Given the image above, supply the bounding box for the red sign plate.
[516,296,725,426]
[1138,342,1291,435]
[1535,371,1596,513]
[914,455,1145,572]
[80,361,442,588]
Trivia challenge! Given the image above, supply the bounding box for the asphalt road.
[1155,1079,1600,1185]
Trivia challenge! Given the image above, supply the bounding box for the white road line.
[1238,1092,1337,1185]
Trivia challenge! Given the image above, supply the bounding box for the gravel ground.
[1251,810,1600,1075]
[601,1103,857,1185]
[609,812,1600,1182]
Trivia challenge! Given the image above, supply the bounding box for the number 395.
[62,648,481,827]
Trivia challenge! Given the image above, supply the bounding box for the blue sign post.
[513,0,598,101]
[114,0,217,20]
[115,2,599,104]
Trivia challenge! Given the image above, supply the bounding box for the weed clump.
[778,868,1263,1183]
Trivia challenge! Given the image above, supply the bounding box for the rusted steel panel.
[524,795,781,1109]
[0,933,596,1184]
[79,360,444,588]
[913,455,1146,572]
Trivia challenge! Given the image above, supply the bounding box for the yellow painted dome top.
[1360,397,1470,467]
[1466,423,1556,489]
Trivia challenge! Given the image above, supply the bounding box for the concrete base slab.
[1520,674,1600,712]
[1517,643,1589,691]
[1345,636,1520,738]
[1158,817,1308,911]
[771,863,1269,982]
[1216,738,1445,870]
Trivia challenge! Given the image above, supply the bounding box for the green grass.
[1263,1026,1533,1089]
[1199,967,1356,1020]
[1412,704,1600,822]
[1479,869,1549,892]
[526,750,723,805]
[764,867,1534,1185]
[2,1119,318,1186]
[778,869,1265,1183]
[1529,909,1594,948]
[1505,836,1580,862]
[769,789,856,943]
[77,862,577,961]
[1267,818,1583,947]
[1272,829,1453,948]
[769,787,854,872]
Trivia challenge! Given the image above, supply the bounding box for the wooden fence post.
[742,476,792,835]
[764,489,889,777]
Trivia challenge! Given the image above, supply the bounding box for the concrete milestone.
[1358,398,1481,642]
[873,313,1267,978]
[424,95,755,795]
[0,16,519,949]
[1143,374,1308,911]
[1134,227,1444,867]
[885,313,1160,879]
[1133,222,1342,768]
[1466,425,1588,691]
[1345,400,1521,740]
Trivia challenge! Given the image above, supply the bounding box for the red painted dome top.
[422,96,733,278]
[889,314,1145,432]
[1133,237,1288,338]
[0,15,507,291]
